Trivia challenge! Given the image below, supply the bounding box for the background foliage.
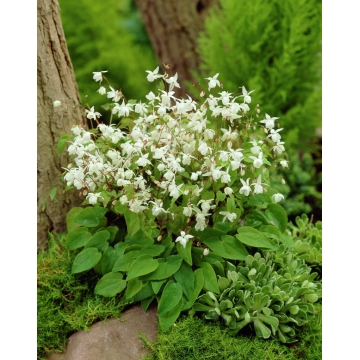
[58,0,159,123]
[196,0,322,150]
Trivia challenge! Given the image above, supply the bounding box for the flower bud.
[203,248,210,256]
[53,100,61,107]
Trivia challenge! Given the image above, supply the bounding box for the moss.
[142,304,321,360]
[37,233,125,360]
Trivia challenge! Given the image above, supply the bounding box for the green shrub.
[196,0,322,150]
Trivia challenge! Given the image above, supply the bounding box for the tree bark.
[134,0,218,98]
[37,0,87,251]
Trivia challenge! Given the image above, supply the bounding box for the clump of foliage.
[37,233,125,360]
[196,0,322,150]
[142,305,321,360]
[58,0,158,123]
[55,68,321,343]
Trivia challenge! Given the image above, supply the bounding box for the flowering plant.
[58,66,295,333]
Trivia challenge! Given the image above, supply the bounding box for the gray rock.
[47,303,158,360]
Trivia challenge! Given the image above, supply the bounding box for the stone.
[47,303,158,360]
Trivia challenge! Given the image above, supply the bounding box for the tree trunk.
[37,0,87,251]
[134,0,218,98]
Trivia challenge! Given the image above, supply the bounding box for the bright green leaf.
[140,255,183,281]
[236,227,276,249]
[74,208,100,227]
[85,230,110,248]
[66,228,92,250]
[176,239,192,266]
[126,255,159,281]
[94,272,126,297]
[201,262,220,293]
[72,248,101,274]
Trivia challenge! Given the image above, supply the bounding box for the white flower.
[86,192,103,204]
[280,160,289,168]
[249,152,263,168]
[146,66,162,82]
[252,175,265,194]
[241,86,255,103]
[272,141,285,154]
[219,211,237,222]
[85,106,101,120]
[166,73,180,91]
[175,231,194,248]
[224,187,233,196]
[268,128,283,142]
[203,248,210,256]
[250,140,261,155]
[183,206,193,217]
[260,113,279,129]
[92,71,107,82]
[272,193,284,203]
[205,73,220,91]
[97,86,106,95]
[53,100,61,107]
[107,87,122,102]
[239,178,251,196]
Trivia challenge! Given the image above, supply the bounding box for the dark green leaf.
[158,298,183,332]
[124,208,140,237]
[176,239,193,266]
[112,251,139,272]
[203,235,248,260]
[125,278,143,299]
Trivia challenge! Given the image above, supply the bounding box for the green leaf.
[174,262,195,300]
[94,246,118,275]
[66,228,92,250]
[192,247,224,267]
[158,297,183,332]
[114,201,126,214]
[182,268,204,311]
[151,280,166,294]
[259,225,281,241]
[236,227,276,249]
[112,251,139,272]
[280,232,294,247]
[257,313,279,330]
[137,245,165,257]
[106,226,119,243]
[125,278,143,299]
[253,319,271,339]
[92,207,108,219]
[133,282,154,302]
[94,272,127,297]
[74,208,100,227]
[66,207,83,232]
[125,229,154,247]
[49,187,57,201]
[176,239,193,266]
[124,208,141,237]
[265,204,288,233]
[141,297,155,312]
[191,227,226,241]
[213,222,231,233]
[140,255,183,281]
[201,262,220,294]
[157,280,183,315]
[72,248,101,274]
[85,230,110,248]
[203,235,248,260]
[57,134,73,155]
[126,255,159,281]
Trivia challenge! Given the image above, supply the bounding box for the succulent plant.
[192,252,321,343]
[287,214,322,277]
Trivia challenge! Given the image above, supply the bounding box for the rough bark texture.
[134,0,218,98]
[37,0,87,251]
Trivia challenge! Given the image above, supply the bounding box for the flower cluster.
[62,68,287,247]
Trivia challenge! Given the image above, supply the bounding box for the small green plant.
[192,252,321,343]
[54,67,321,340]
